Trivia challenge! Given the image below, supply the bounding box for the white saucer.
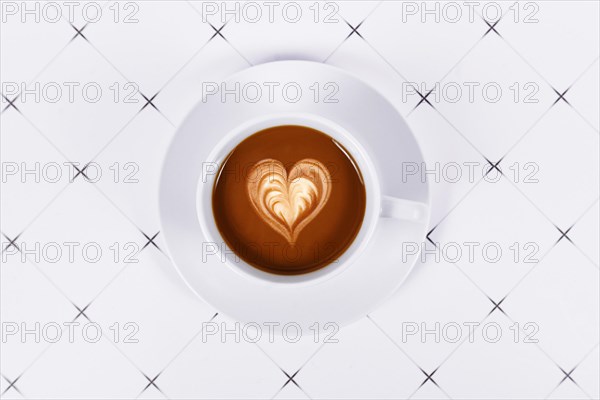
[159,61,430,331]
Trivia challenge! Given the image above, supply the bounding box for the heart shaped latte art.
[247,159,332,244]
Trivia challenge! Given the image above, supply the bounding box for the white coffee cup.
[197,112,428,285]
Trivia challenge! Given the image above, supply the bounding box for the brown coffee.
[212,125,366,275]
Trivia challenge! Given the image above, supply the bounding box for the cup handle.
[380,196,429,223]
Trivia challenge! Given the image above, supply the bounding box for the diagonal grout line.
[505,177,599,270]
[79,309,170,399]
[1,324,73,396]
[137,374,167,400]
[185,1,253,66]
[322,38,348,64]
[1,375,22,396]
[431,109,486,158]
[502,58,600,158]
[75,36,175,130]
[129,312,219,399]
[156,40,213,91]
[22,257,75,309]
[501,245,557,301]
[87,184,141,230]
[83,39,176,128]
[445,248,525,322]
[435,2,528,90]
[437,6,513,87]
[0,2,84,96]
[0,92,20,114]
[86,110,140,163]
[400,14,496,117]
[0,232,21,255]
[325,4,411,81]
[140,231,160,251]
[367,315,452,399]
[363,39,410,82]
[256,340,326,400]
[505,317,571,379]
[501,106,553,156]
[24,41,73,86]
[366,315,421,369]
[226,38,255,67]
[571,241,600,270]
[87,263,135,306]
[544,342,599,400]
[546,349,597,399]
[405,87,435,118]
[55,4,174,130]
[502,38,553,89]
[18,112,73,161]
[565,197,600,268]
[54,1,131,86]
[45,304,175,400]
[409,381,451,400]
[571,106,600,134]
[89,184,171,263]
[434,34,483,86]
[419,310,490,372]
[256,342,326,399]
[129,311,221,393]
[503,178,561,228]
[567,343,598,394]
[448,259,503,302]
[15,182,72,235]
[157,18,247,96]
[322,1,384,63]
[82,38,137,89]
[500,36,598,136]
[427,174,487,233]
[568,56,599,89]
[355,0,384,27]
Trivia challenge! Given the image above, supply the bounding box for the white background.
[1,1,599,399]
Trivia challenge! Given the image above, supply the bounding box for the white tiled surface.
[1,1,598,399]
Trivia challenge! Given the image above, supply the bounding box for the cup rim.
[196,112,381,285]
